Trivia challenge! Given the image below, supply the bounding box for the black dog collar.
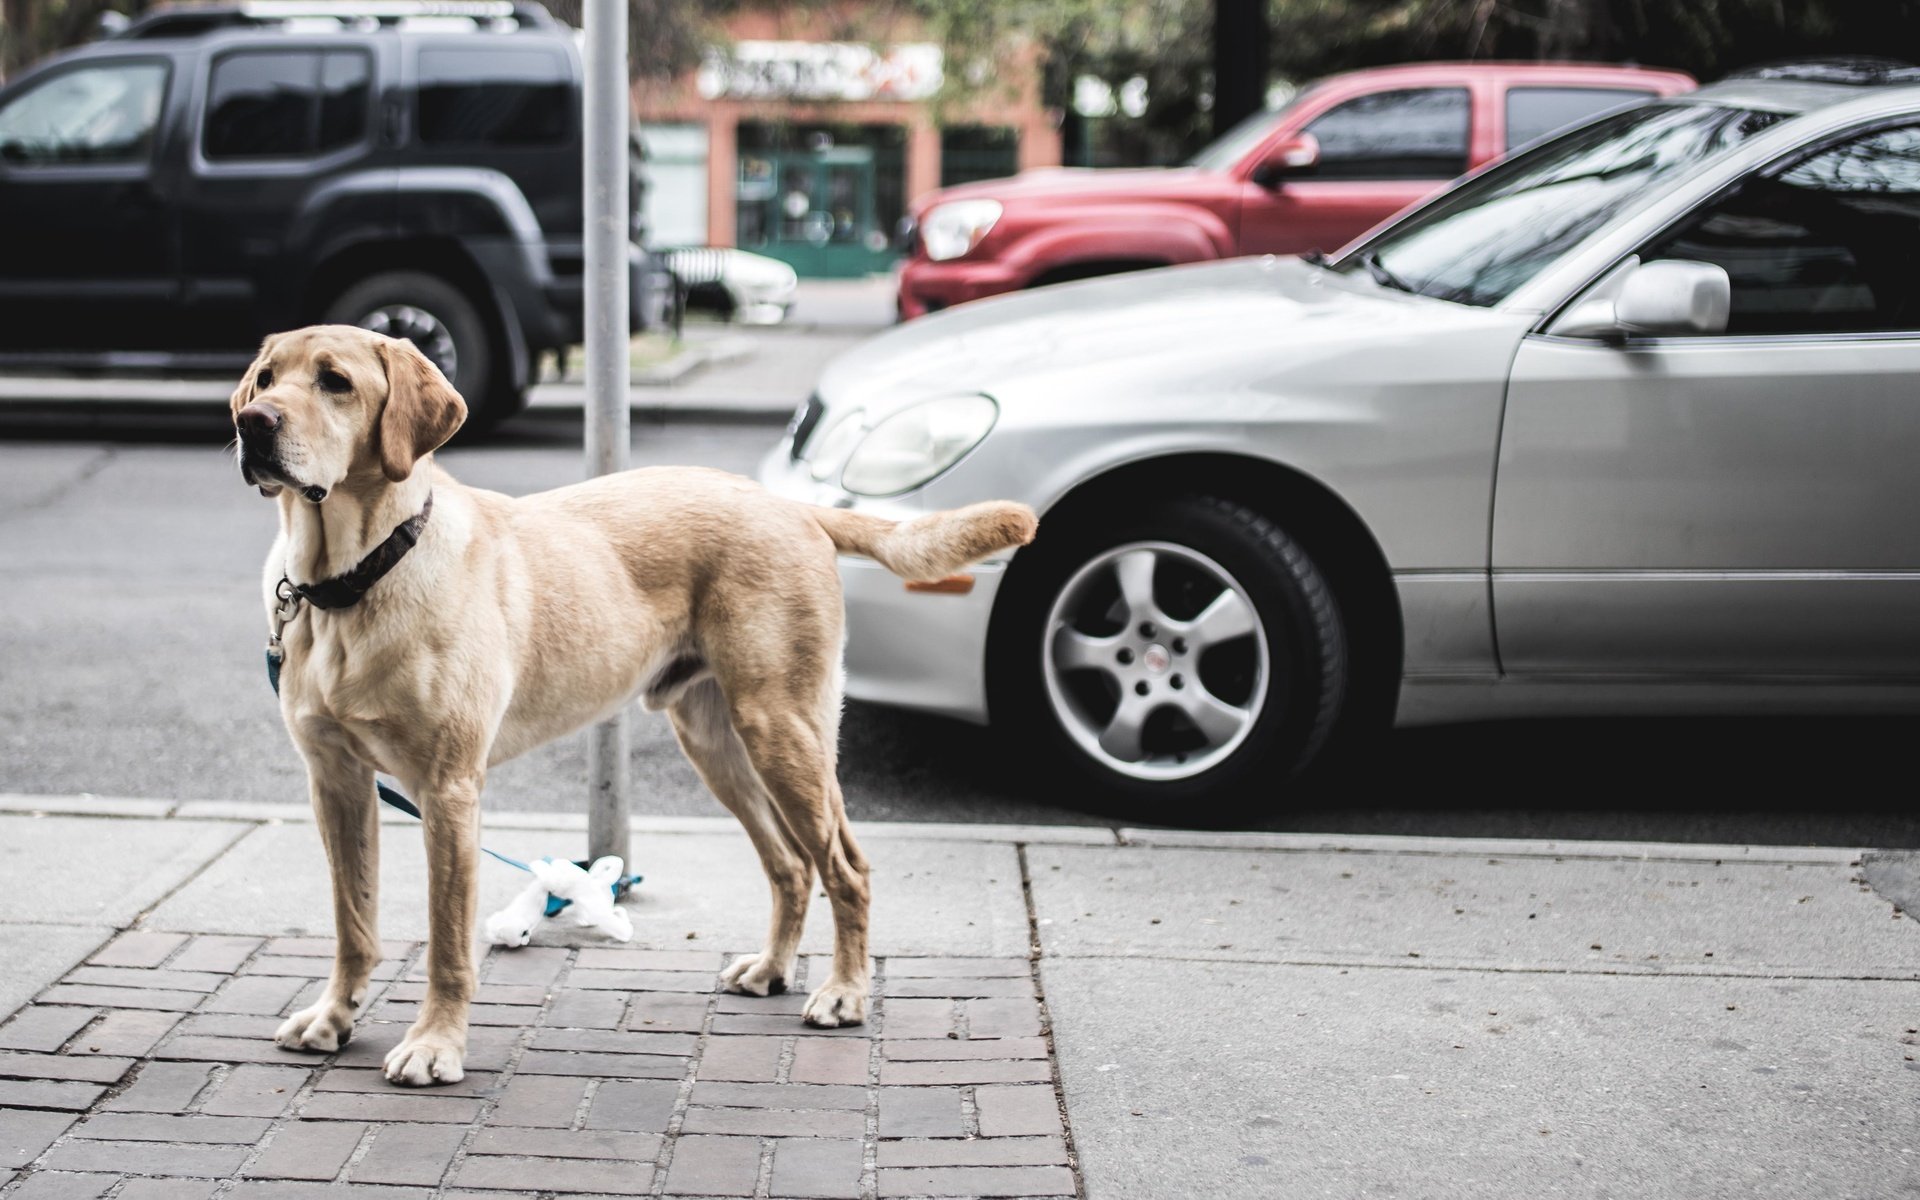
[284,492,433,611]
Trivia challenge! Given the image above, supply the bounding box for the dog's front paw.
[275,999,356,1053]
[383,1025,466,1087]
[721,952,791,997]
[802,978,869,1028]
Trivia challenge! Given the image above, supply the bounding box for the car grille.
[788,393,826,461]
[661,247,731,287]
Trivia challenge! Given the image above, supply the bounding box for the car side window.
[1301,88,1469,181]
[1506,87,1654,151]
[1644,124,1920,335]
[417,48,569,147]
[204,50,371,161]
[0,61,168,167]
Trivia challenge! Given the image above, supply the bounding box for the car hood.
[815,256,1528,418]
[919,166,1215,212]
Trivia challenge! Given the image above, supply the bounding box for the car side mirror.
[1555,259,1731,341]
[1250,133,1320,187]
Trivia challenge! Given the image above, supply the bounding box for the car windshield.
[1337,102,1787,307]
[1186,87,1321,171]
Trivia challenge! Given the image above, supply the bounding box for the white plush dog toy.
[484,856,632,946]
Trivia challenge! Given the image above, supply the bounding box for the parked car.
[897,61,1695,319]
[0,0,665,431]
[661,247,799,325]
[764,60,1920,819]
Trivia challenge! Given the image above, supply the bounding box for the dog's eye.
[255,369,272,390]
[317,369,351,394]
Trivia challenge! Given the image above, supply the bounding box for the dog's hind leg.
[276,738,380,1054]
[726,693,872,1029]
[670,680,813,997]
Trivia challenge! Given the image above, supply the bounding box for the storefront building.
[633,9,1061,277]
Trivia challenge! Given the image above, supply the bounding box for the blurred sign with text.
[696,41,943,102]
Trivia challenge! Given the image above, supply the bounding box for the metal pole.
[584,0,630,869]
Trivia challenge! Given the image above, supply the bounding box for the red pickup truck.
[898,61,1695,318]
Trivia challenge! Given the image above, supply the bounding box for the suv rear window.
[417,48,570,147]
[204,50,371,160]
[1506,86,1655,151]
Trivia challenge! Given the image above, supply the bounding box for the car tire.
[324,271,523,436]
[989,495,1347,822]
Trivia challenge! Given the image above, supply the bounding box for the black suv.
[0,0,659,430]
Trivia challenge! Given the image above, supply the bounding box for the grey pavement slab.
[1045,955,1920,1200]
[0,925,112,1022]
[0,815,249,927]
[146,824,1032,954]
[1026,843,1920,977]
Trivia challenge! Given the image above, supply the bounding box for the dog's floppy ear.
[231,335,277,415]
[378,336,468,482]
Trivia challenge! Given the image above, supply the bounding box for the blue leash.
[266,647,638,916]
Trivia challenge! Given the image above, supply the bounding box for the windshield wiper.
[1358,250,1415,294]
[1301,249,1329,267]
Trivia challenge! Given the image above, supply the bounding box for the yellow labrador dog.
[233,325,1035,1086]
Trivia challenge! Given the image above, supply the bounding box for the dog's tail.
[811,501,1038,583]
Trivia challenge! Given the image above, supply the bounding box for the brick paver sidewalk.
[0,933,1079,1199]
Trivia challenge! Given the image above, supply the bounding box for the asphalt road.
[4,406,1918,849]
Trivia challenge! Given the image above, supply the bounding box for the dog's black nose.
[236,402,281,440]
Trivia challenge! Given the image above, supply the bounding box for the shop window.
[735,122,906,273]
[941,125,1019,188]
[639,124,709,247]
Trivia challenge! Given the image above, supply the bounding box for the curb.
[0,792,1863,864]
[630,332,756,386]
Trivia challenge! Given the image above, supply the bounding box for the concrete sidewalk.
[0,793,1915,1199]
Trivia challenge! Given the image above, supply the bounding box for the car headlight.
[840,395,998,497]
[807,408,868,482]
[920,199,1003,262]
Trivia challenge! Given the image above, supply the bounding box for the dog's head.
[230,325,467,502]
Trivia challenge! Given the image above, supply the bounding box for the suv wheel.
[990,495,1348,822]
[325,272,523,434]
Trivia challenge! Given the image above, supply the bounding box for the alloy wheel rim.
[358,304,459,381]
[1041,540,1269,781]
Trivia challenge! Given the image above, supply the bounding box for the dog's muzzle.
[235,402,326,502]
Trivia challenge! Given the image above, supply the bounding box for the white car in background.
[762,62,1920,820]
[662,247,798,325]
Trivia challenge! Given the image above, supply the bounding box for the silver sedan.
[760,67,1920,819]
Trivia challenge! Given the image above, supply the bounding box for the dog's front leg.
[277,743,380,1053]
[383,772,481,1086]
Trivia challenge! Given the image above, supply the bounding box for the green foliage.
[910,0,1920,162]
[8,0,1920,160]
[1,0,148,78]
[1309,0,1920,79]
[534,0,732,81]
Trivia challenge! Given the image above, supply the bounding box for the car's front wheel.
[990,495,1348,820]
[324,271,523,435]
